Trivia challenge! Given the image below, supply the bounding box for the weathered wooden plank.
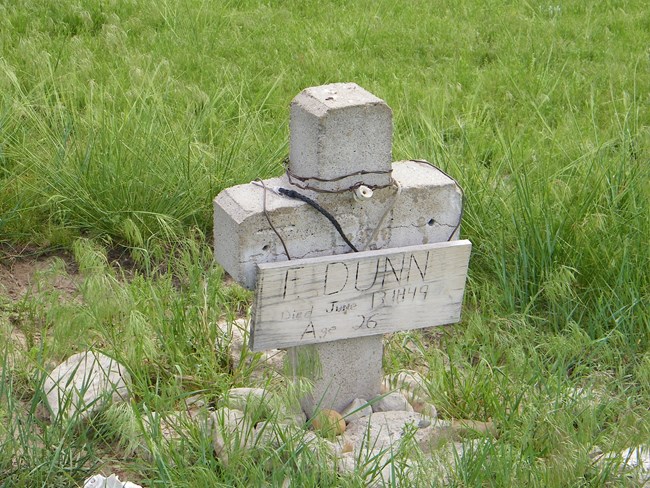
[250,240,472,351]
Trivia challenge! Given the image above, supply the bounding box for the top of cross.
[297,82,385,111]
[288,82,393,193]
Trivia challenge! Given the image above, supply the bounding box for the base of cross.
[287,336,383,418]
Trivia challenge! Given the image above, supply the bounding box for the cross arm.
[213,160,463,289]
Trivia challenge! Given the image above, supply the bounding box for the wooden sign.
[250,240,471,351]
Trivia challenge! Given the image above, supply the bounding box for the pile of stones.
[41,322,649,486]
[40,320,483,486]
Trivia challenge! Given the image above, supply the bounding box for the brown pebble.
[312,409,346,438]
[341,441,354,453]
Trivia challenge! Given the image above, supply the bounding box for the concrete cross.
[214,83,470,418]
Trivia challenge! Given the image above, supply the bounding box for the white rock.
[303,430,341,458]
[83,473,142,488]
[382,371,428,399]
[372,392,414,413]
[383,371,436,416]
[44,351,130,421]
[217,319,247,367]
[149,409,207,443]
[343,411,452,455]
[184,394,206,411]
[412,401,437,419]
[277,407,307,427]
[336,452,357,475]
[619,446,650,471]
[254,420,287,448]
[210,407,253,464]
[223,386,306,430]
[341,398,373,423]
[598,445,650,485]
[226,387,269,412]
[254,422,340,465]
[337,448,417,487]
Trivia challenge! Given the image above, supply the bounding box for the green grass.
[1,0,649,486]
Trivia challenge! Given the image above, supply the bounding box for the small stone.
[252,422,337,472]
[383,371,435,414]
[122,409,201,462]
[312,409,346,438]
[341,440,354,453]
[306,430,341,457]
[184,394,206,409]
[617,446,650,472]
[83,474,142,488]
[210,407,253,464]
[429,441,470,484]
[341,398,372,423]
[372,455,417,488]
[340,448,417,487]
[225,387,269,413]
[596,445,650,483]
[278,409,307,427]
[44,351,130,421]
[372,392,413,413]
[412,401,437,419]
[146,410,193,442]
[343,411,452,455]
[382,371,428,399]
[275,395,305,421]
[337,452,357,474]
[254,420,296,448]
[217,319,247,364]
[184,395,208,420]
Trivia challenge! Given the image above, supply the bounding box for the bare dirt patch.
[1,249,81,367]
[0,251,79,302]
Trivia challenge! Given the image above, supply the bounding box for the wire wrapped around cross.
[285,166,395,193]
[253,159,464,260]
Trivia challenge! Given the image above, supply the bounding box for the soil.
[0,249,80,366]
[0,249,79,302]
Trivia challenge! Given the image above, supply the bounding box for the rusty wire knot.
[284,162,394,193]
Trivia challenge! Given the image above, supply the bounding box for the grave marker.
[214,83,471,417]
[251,240,471,351]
